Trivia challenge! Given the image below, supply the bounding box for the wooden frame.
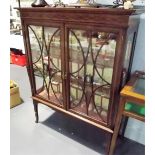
[109,71,145,155]
[18,7,144,155]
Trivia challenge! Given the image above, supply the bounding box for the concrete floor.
[10,64,145,155]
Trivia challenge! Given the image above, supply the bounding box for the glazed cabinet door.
[65,24,119,125]
[26,24,66,108]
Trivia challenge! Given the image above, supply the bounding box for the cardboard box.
[10,81,22,108]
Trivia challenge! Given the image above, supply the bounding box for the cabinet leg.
[108,98,125,155]
[33,100,39,123]
[105,133,112,155]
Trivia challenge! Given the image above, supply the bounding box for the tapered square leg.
[105,133,112,155]
[33,100,39,123]
[108,98,125,155]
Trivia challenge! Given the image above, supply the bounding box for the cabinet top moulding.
[17,7,144,15]
[17,7,144,28]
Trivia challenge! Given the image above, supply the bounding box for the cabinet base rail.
[32,96,113,134]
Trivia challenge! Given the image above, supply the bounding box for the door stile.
[64,25,70,110]
[61,24,67,110]
[24,24,37,96]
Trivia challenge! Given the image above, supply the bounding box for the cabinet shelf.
[70,77,110,98]
[35,73,110,99]
[31,45,114,70]
[69,48,114,68]
[38,89,63,106]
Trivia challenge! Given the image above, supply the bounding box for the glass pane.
[123,33,134,70]
[69,29,117,123]
[28,25,63,106]
[133,78,145,95]
[122,33,135,86]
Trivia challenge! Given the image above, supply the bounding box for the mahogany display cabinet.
[18,7,144,155]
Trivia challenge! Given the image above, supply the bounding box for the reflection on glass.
[133,78,145,95]
[69,29,117,123]
[28,25,63,106]
[122,33,135,86]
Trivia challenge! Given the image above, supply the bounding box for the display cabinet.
[18,7,144,155]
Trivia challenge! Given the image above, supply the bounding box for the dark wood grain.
[19,7,143,155]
